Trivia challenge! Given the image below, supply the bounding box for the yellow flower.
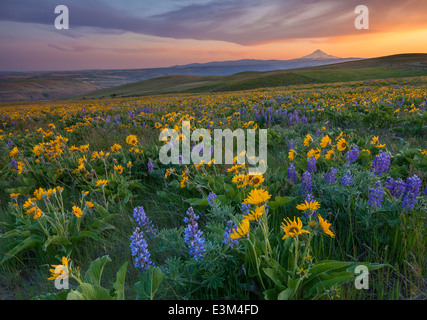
[370,136,379,145]
[325,149,334,160]
[320,135,331,148]
[10,193,20,199]
[126,135,138,146]
[127,161,133,168]
[232,174,247,188]
[48,256,70,281]
[85,201,95,208]
[230,219,250,239]
[246,174,264,188]
[95,179,108,188]
[111,143,122,153]
[307,148,321,160]
[243,205,265,222]
[9,146,19,158]
[72,206,84,218]
[33,208,43,219]
[288,149,295,161]
[281,217,310,240]
[114,164,124,174]
[303,134,312,147]
[297,268,308,278]
[243,188,271,205]
[296,200,321,212]
[375,144,386,148]
[337,138,347,152]
[318,215,335,238]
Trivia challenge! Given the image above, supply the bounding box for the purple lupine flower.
[7,140,13,147]
[147,158,154,173]
[288,139,294,151]
[342,171,354,186]
[207,192,217,207]
[368,182,384,207]
[345,146,359,165]
[385,177,405,198]
[423,186,427,196]
[223,220,239,249]
[183,207,206,262]
[324,167,337,184]
[301,171,313,195]
[240,203,251,216]
[371,151,391,176]
[10,158,18,170]
[130,227,154,271]
[401,174,422,211]
[287,163,298,184]
[133,206,157,238]
[307,156,317,173]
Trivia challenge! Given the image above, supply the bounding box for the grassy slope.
[71,54,427,99]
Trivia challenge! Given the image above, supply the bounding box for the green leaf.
[67,283,113,300]
[268,196,295,210]
[185,198,208,206]
[42,235,72,251]
[0,234,43,265]
[134,267,166,300]
[113,262,128,300]
[83,255,112,286]
[278,288,294,300]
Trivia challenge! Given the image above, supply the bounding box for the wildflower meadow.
[0,76,426,301]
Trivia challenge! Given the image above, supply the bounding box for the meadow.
[0,76,426,300]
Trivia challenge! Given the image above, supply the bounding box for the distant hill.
[70,53,427,100]
[0,50,359,102]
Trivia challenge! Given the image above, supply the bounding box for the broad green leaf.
[134,267,166,300]
[67,283,113,300]
[113,262,128,300]
[0,234,43,265]
[83,255,112,286]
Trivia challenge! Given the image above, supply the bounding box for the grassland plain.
[0,75,426,300]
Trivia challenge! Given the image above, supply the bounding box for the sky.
[1,0,427,71]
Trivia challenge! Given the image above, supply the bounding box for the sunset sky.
[1,0,427,71]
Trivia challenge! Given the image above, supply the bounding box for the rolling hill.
[71,53,427,100]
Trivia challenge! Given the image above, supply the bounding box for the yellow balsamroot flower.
[375,144,386,148]
[303,134,312,147]
[307,148,321,160]
[296,200,321,212]
[281,217,310,240]
[337,138,347,151]
[320,135,331,148]
[246,173,264,188]
[230,219,250,239]
[422,150,427,156]
[85,201,95,208]
[72,206,84,218]
[243,188,271,205]
[95,179,108,188]
[48,256,70,281]
[288,149,295,161]
[370,136,379,145]
[127,161,133,168]
[297,268,308,278]
[110,143,122,153]
[243,205,265,222]
[325,149,334,160]
[318,215,335,238]
[164,168,175,178]
[10,193,20,199]
[9,146,19,158]
[114,164,124,174]
[232,174,247,188]
[33,208,43,219]
[126,135,138,146]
